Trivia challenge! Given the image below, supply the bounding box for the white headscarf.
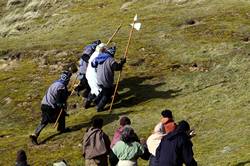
[146,122,166,156]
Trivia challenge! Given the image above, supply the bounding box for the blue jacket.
[91,52,111,68]
[81,40,101,62]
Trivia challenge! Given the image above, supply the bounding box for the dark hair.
[177,120,190,132]
[92,118,103,129]
[16,149,27,162]
[121,126,136,143]
[161,109,173,118]
[119,116,131,126]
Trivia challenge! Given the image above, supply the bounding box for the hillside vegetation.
[0,0,249,165]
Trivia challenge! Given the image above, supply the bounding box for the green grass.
[0,0,250,165]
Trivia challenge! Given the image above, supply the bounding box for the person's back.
[113,140,144,160]
[112,126,144,166]
[41,81,68,109]
[156,120,197,166]
[96,56,116,88]
[111,116,131,148]
[83,118,110,166]
[92,46,125,111]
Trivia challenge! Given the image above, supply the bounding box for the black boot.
[29,134,39,145]
[30,122,47,145]
[84,93,96,109]
[97,95,108,112]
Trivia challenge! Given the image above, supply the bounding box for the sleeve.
[137,143,145,156]
[111,60,124,71]
[55,87,69,107]
[182,138,197,166]
[103,133,111,153]
[155,139,162,160]
[112,142,119,157]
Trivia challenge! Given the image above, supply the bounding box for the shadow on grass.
[112,76,182,108]
[40,111,133,144]
[235,160,250,166]
[39,132,62,145]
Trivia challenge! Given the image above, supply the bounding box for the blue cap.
[106,46,116,56]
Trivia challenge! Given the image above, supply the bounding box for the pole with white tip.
[109,14,141,113]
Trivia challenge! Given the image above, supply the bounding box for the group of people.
[26,40,197,165]
[29,40,125,145]
[74,40,126,112]
[82,109,197,166]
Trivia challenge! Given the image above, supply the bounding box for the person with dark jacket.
[29,71,72,145]
[83,118,111,166]
[74,40,101,106]
[16,149,29,166]
[147,109,176,166]
[156,120,197,166]
[92,46,126,112]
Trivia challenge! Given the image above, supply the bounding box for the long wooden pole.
[53,24,122,128]
[68,24,122,97]
[107,24,122,45]
[109,21,136,113]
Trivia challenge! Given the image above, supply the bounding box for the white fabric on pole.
[130,22,141,31]
[86,43,106,96]
[134,14,138,21]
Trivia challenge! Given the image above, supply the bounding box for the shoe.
[84,100,91,109]
[29,134,39,145]
[97,107,104,112]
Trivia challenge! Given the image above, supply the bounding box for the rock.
[168,64,181,71]
[8,52,21,60]
[140,48,145,52]
[7,0,26,8]
[242,36,249,42]
[130,58,145,66]
[120,0,137,10]
[40,56,48,65]
[55,51,68,58]
[0,63,9,70]
[23,11,40,20]
[3,97,12,105]
[221,146,231,153]
[159,33,166,39]
[171,0,189,4]
[185,19,196,25]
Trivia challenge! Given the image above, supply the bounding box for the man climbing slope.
[92,46,126,112]
[29,71,72,145]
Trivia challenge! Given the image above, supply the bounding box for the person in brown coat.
[82,118,111,166]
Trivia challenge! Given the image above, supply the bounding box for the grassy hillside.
[0,0,250,165]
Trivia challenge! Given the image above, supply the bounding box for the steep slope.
[0,0,249,165]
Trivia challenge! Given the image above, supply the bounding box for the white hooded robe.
[86,43,106,96]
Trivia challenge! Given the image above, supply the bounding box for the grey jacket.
[41,81,68,109]
[96,57,123,88]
